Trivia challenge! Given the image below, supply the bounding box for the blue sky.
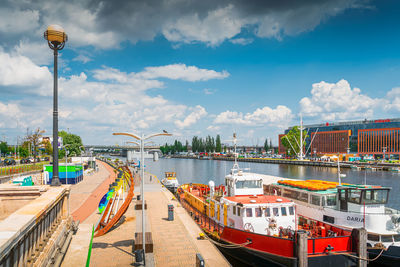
[0,0,399,146]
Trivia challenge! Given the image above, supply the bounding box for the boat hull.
[218,226,357,267]
[368,246,400,266]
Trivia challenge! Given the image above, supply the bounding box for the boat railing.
[180,195,223,235]
[323,206,400,215]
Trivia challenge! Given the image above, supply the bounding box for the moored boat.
[161,171,179,193]
[265,179,400,265]
[177,135,358,266]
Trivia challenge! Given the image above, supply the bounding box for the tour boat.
[177,137,358,266]
[161,172,179,193]
[266,179,400,265]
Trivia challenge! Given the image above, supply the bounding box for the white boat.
[161,172,179,193]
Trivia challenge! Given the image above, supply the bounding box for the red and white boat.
[177,149,359,266]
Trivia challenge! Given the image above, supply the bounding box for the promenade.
[63,161,230,266]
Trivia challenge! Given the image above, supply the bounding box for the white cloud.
[214,105,293,127]
[138,64,229,82]
[207,125,221,132]
[299,79,381,120]
[204,88,216,95]
[229,38,253,45]
[72,54,92,64]
[0,1,368,51]
[0,48,52,95]
[162,5,245,46]
[175,105,207,129]
[384,88,400,112]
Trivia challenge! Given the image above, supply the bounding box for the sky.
[0,0,400,146]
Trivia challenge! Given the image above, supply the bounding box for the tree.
[264,138,269,153]
[44,140,53,155]
[26,128,45,160]
[59,130,84,157]
[216,135,222,152]
[0,142,8,156]
[280,126,308,157]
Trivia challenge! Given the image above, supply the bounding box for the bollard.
[196,253,205,267]
[137,195,141,201]
[296,231,308,267]
[135,249,144,263]
[168,204,174,221]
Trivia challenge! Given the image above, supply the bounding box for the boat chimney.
[209,180,215,198]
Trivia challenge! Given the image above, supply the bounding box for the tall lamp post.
[113,131,171,259]
[44,25,68,186]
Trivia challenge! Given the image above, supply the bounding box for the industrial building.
[278,118,400,158]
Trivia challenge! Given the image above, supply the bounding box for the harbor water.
[145,158,400,209]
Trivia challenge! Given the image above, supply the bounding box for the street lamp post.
[113,131,171,260]
[44,25,68,186]
[383,147,387,162]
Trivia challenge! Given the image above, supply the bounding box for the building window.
[246,208,253,217]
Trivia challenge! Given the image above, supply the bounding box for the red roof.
[224,195,292,204]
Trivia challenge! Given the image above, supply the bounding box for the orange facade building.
[310,130,350,154]
[358,128,400,155]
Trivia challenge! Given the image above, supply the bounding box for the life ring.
[244,223,254,232]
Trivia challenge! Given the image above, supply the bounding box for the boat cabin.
[225,169,263,197]
[165,172,177,180]
[266,180,391,214]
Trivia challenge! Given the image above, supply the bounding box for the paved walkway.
[63,165,230,267]
[143,172,230,267]
[70,160,116,222]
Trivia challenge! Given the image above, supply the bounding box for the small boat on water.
[161,172,179,193]
[177,134,358,266]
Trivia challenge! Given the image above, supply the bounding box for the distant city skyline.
[0,0,399,145]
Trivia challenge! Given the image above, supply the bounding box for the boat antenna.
[337,153,341,186]
[232,133,240,172]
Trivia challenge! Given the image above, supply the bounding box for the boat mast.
[299,114,304,160]
[337,154,341,186]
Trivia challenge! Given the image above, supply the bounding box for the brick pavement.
[71,160,116,222]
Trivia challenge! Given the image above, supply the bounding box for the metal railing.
[0,187,70,267]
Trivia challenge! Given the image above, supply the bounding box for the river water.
[144,158,400,209]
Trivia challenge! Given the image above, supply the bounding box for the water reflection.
[143,158,400,209]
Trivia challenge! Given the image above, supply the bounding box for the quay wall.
[170,155,400,170]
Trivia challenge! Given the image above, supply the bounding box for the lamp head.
[44,24,68,49]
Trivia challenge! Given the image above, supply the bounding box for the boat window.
[283,189,300,200]
[394,235,400,242]
[367,234,380,242]
[236,180,261,189]
[363,190,388,204]
[348,189,362,204]
[339,189,346,200]
[299,192,308,203]
[325,195,337,206]
[288,206,294,215]
[381,235,393,243]
[255,208,262,217]
[265,208,271,217]
[233,206,236,215]
[273,207,279,217]
[281,207,287,216]
[246,208,253,217]
[238,208,241,216]
[310,195,321,206]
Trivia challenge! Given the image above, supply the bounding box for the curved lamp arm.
[113,132,141,140]
[144,132,172,141]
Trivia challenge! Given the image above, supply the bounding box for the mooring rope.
[330,248,385,262]
[201,233,252,249]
